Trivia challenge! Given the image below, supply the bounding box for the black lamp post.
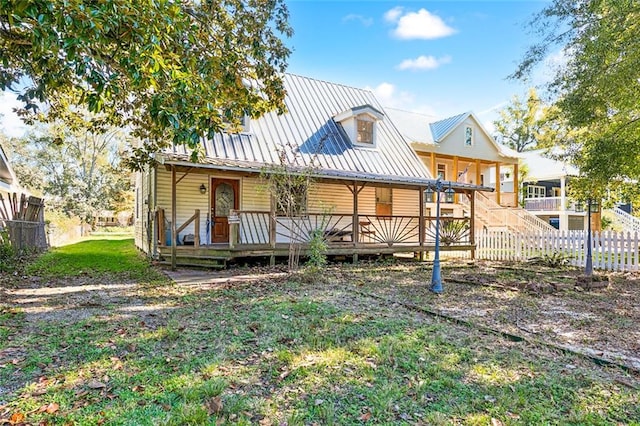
[585,198,600,277]
[425,177,455,294]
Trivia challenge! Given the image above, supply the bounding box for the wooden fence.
[476,230,640,272]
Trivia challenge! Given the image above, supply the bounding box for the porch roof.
[161,153,493,192]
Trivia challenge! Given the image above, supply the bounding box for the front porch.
[157,211,474,266]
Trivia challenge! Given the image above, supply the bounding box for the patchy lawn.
[1,241,639,425]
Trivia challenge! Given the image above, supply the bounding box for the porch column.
[352,181,359,263]
[269,194,276,265]
[470,191,476,259]
[513,163,519,206]
[495,162,501,205]
[430,152,436,177]
[559,176,568,231]
[453,156,459,203]
[171,165,177,271]
[419,186,425,260]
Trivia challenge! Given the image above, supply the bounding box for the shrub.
[0,229,15,272]
[306,229,328,272]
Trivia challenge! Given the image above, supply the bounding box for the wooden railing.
[157,208,200,247]
[234,211,473,248]
[425,217,472,246]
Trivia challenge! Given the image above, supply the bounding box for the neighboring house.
[134,74,489,266]
[520,150,597,231]
[386,108,553,233]
[0,143,20,222]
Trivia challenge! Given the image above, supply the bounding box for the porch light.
[199,183,207,194]
[425,177,452,294]
[445,186,455,203]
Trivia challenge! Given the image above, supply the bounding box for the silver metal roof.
[430,112,469,142]
[165,73,433,185]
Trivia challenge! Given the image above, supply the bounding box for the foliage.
[306,229,328,272]
[513,0,640,191]
[439,219,470,246]
[261,143,319,271]
[6,118,132,225]
[0,0,292,167]
[0,228,15,272]
[528,252,571,268]
[493,88,548,152]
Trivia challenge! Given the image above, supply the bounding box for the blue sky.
[0,0,551,137]
[285,0,550,130]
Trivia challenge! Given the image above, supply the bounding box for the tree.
[513,0,640,188]
[493,88,546,152]
[0,0,292,167]
[6,118,132,228]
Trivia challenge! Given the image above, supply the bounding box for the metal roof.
[430,112,469,142]
[164,73,433,186]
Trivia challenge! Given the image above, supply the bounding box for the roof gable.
[430,112,469,142]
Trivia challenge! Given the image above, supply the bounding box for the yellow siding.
[392,188,420,216]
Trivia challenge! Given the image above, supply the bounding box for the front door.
[211,179,239,243]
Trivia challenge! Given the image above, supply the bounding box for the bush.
[306,229,328,272]
[0,229,15,272]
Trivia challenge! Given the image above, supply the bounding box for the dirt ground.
[1,260,638,377]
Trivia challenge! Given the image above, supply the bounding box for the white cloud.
[396,55,452,71]
[384,6,403,23]
[0,91,28,138]
[389,8,456,40]
[342,14,373,27]
[365,82,414,109]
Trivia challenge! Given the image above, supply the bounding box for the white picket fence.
[475,229,640,272]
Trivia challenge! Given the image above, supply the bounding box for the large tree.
[6,118,133,226]
[513,0,640,188]
[493,88,545,152]
[0,0,292,167]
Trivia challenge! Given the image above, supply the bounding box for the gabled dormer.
[334,105,384,147]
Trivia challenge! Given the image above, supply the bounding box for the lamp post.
[425,178,455,293]
[585,198,599,277]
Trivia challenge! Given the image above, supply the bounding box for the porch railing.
[235,211,472,248]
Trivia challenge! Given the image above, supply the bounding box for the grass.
[24,236,160,280]
[1,239,638,425]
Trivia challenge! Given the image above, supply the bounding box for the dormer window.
[334,104,384,148]
[357,119,374,144]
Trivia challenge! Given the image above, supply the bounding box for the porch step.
[158,255,228,269]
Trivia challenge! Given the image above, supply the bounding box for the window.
[527,185,546,198]
[275,184,308,216]
[465,126,473,146]
[357,119,374,144]
[437,164,446,179]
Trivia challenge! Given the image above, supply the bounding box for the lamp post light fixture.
[424,177,455,294]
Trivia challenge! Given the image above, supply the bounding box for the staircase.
[461,191,555,233]
[609,207,640,233]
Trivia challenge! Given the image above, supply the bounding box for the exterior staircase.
[461,191,555,233]
[609,207,640,233]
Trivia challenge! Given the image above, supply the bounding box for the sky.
[0,0,553,138]
[284,0,552,131]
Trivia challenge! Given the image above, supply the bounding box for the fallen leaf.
[491,418,503,426]
[132,385,145,392]
[9,412,25,423]
[87,380,106,389]
[360,412,372,421]
[314,399,324,406]
[204,396,223,415]
[45,403,59,414]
